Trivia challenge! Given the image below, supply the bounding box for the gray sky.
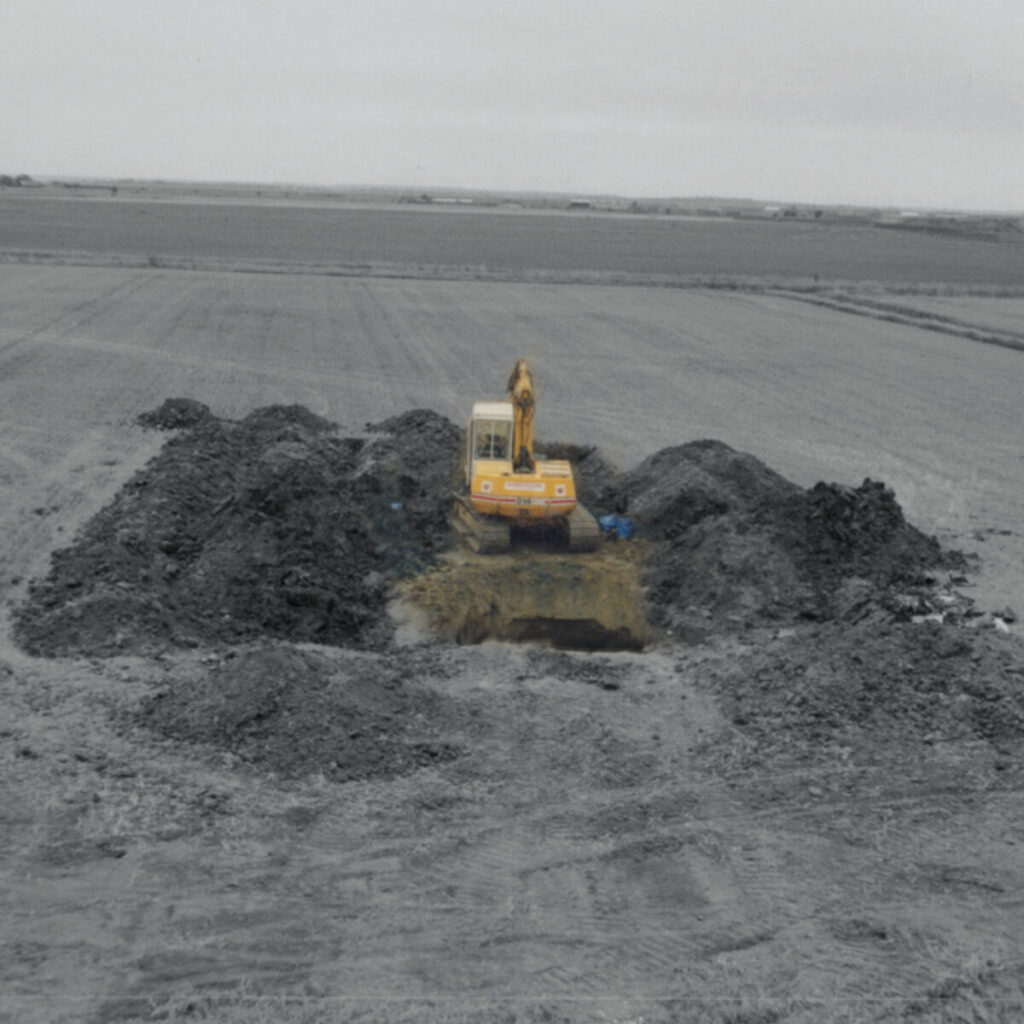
[3,0,1022,210]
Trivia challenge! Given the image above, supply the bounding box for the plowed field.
[3,193,1024,286]
[1,216,1023,1023]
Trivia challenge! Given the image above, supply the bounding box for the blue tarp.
[598,514,635,540]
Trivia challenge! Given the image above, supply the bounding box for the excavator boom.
[507,358,536,473]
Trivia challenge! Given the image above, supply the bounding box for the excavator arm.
[507,358,536,473]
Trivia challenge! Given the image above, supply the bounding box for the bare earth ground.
[7,638,1023,1024]
[1,247,1023,1021]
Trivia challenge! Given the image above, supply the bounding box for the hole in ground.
[506,617,645,652]
[401,545,651,652]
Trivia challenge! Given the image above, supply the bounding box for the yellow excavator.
[452,359,600,553]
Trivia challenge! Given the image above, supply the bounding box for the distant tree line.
[1,174,35,187]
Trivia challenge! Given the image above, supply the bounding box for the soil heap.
[137,397,215,431]
[14,403,461,656]
[136,645,459,782]
[601,439,965,635]
[702,619,1024,761]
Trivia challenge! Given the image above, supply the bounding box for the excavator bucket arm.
[507,358,536,473]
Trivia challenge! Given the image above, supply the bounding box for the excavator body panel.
[464,401,576,522]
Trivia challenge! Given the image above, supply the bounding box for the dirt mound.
[363,408,464,575]
[15,404,462,657]
[240,403,337,434]
[604,439,963,633]
[704,620,1024,757]
[136,645,460,782]
[136,397,214,430]
[613,439,802,534]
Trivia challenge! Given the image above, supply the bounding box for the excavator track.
[451,493,512,554]
[452,493,600,555]
[566,503,601,553]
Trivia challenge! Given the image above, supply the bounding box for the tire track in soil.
[317,646,785,1004]
[0,272,151,359]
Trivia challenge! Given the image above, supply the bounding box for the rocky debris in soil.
[702,619,1024,760]
[515,649,633,690]
[135,644,460,782]
[15,403,462,657]
[599,439,966,634]
[136,397,214,431]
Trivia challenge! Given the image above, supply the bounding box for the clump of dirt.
[242,404,337,435]
[136,645,460,782]
[137,397,214,430]
[515,649,633,691]
[602,439,964,634]
[702,620,1024,757]
[15,404,462,657]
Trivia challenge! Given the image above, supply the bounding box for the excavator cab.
[472,417,511,463]
[464,402,514,489]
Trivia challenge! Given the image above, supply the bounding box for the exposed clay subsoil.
[400,544,652,651]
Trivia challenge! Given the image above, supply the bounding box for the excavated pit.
[399,546,651,651]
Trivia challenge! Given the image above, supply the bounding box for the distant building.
[877,211,916,225]
[567,199,593,210]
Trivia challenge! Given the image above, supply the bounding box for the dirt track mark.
[4,634,1024,1021]
[775,289,1024,354]
[346,647,780,1001]
[0,272,151,359]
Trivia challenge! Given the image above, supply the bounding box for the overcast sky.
[3,0,1022,210]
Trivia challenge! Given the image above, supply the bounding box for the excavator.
[451,359,601,553]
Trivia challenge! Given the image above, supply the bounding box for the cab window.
[475,420,511,460]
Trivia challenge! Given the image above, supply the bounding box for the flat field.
[3,192,1024,287]
[1,200,1023,1023]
